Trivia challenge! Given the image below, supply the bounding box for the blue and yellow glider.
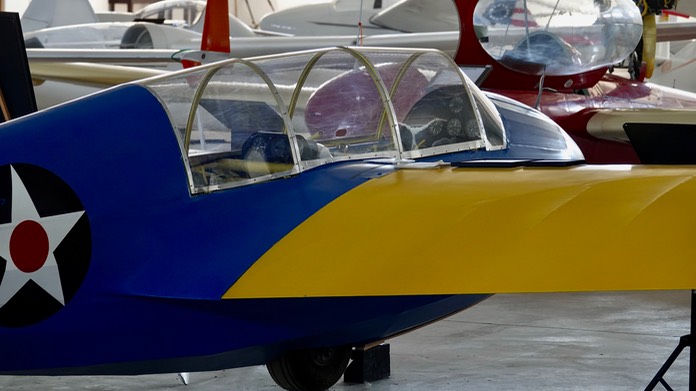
[0,45,695,391]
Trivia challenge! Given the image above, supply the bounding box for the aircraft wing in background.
[26,49,173,107]
[25,32,459,87]
[29,62,167,87]
[656,9,696,42]
[586,108,696,143]
[370,0,459,32]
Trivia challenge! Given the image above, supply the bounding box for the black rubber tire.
[267,346,352,391]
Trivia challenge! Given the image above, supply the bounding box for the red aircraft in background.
[454,0,696,163]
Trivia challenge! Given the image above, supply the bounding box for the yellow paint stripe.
[225,164,696,298]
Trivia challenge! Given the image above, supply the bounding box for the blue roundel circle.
[0,163,91,327]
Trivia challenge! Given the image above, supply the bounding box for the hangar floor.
[0,291,691,391]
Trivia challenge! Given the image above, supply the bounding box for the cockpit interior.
[142,47,508,194]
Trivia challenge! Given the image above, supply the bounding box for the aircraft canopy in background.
[474,0,643,76]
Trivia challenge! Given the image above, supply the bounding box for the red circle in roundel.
[10,220,49,273]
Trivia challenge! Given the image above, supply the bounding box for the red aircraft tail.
[201,0,231,53]
[182,0,231,68]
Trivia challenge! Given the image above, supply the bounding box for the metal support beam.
[645,290,694,391]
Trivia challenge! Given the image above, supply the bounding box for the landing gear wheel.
[267,346,352,391]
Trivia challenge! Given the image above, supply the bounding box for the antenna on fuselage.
[534,66,546,109]
[357,0,365,46]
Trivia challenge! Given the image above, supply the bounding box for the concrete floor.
[0,291,691,391]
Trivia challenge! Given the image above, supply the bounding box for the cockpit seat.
[296,134,321,160]
[500,31,579,75]
[241,131,293,177]
[399,125,415,151]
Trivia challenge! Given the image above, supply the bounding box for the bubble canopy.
[474,0,643,76]
[140,47,506,194]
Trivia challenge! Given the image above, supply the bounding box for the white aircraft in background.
[20,0,99,32]
[21,0,209,32]
[22,0,279,108]
[648,39,696,91]
[23,0,262,51]
[25,0,460,52]
[26,0,463,109]
[643,9,696,92]
[258,0,459,36]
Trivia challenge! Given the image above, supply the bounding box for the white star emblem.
[0,166,84,309]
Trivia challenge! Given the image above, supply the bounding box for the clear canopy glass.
[142,47,507,194]
[473,0,643,76]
